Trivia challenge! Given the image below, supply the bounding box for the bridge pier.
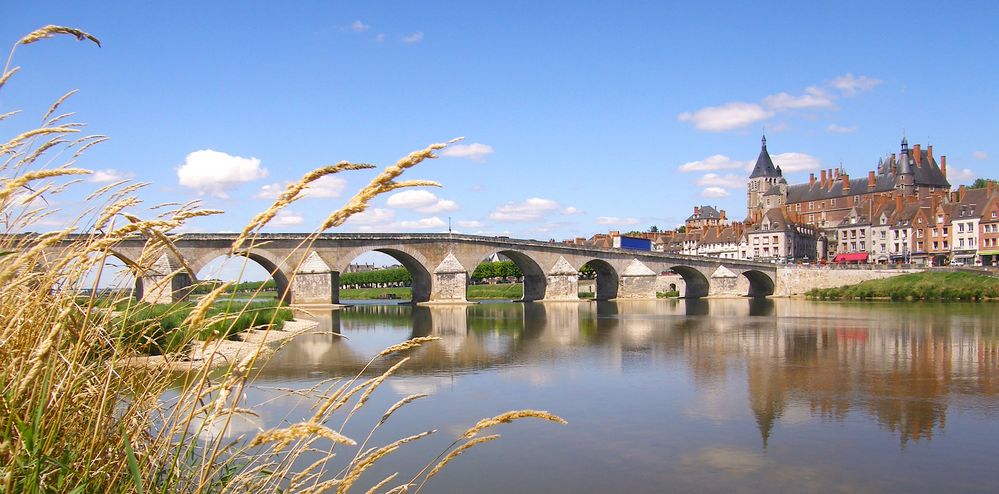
[616,259,658,299]
[139,254,191,304]
[427,253,469,304]
[543,256,579,301]
[707,265,748,297]
[291,252,336,305]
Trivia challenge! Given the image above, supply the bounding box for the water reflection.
[252,299,999,492]
[268,299,999,448]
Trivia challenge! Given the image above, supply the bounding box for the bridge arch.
[742,269,775,298]
[191,248,292,303]
[582,259,619,300]
[469,250,547,302]
[669,265,710,299]
[334,246,434,304]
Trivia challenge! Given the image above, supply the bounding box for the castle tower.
[747,134,783,217]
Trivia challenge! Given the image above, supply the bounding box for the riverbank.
[806,271,999,301]
[123,318,320,371]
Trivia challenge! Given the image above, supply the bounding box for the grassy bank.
[807,271,999,301]
[116,300,295,355]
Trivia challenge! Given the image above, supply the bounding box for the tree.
[970,178,997,189]
[675,226,686,233]
[649,225,659,233]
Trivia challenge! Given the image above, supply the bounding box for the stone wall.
[774,267,923,297]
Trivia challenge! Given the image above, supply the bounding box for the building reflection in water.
[263,298,999,447]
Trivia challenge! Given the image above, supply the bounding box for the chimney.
[834,168,840,179]
[720,209,727,220]
[820,169,827,187]
[959,185,966,202]
[895,193,902,212]
[987,180,994,197]
[891,153,897,175]
[941,156,947,179]
[868,171,876,191]
[809,173,816,188]
[693,206,700,216]
[828,169,836,192]
[842,174,850,193]
[913,144,921,167]
[927,145,933,162]
[610,230,620,237]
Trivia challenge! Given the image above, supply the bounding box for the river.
[231,299,999,493]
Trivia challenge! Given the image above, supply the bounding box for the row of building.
[566,136,998,266]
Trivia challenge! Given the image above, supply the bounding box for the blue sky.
[3,1,997,259]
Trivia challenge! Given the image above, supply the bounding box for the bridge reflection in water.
[258,299,999,452]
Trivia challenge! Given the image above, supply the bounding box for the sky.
[3,1,998,276]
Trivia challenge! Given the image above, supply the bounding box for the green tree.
[970,178,997,189]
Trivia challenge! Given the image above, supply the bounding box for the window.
[860,241,866,250]
[831,198,837,206]
[958,223,964,233]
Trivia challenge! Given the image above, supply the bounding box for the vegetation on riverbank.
[0,26,563,493]
[807,271,999,301]
[117,300,294,355]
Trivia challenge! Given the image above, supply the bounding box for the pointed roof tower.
[749,134,779,178]
[898,134,913,175]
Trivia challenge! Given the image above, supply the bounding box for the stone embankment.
[657,266,924,298]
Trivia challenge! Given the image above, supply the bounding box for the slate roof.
[749,136,781,179]
[686,205,722,221]
[785,148,949,203]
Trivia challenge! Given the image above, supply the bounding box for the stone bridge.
[47,233,778,305]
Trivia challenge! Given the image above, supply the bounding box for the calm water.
[235,299,999,493]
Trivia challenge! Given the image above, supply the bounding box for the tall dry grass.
[0,26,564,493]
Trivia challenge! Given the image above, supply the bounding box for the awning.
[979,250,999,256]
[833,252,869,263]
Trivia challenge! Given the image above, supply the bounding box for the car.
[951,261,965,267]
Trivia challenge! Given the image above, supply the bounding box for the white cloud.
[827,123,858,134]
[254,175,346,200]
[701,187,730,198]
[762,86,834,111]
[303,176,347,198]
[488,198,560,222]
[348,20,369,32]
[950,168,976,181]
[90,169,134,183]
[596,216,639,226]
[563,206,583,215]
[177,149,267,198]
[401,31,424,44]
[677,102,773,132]
[345,208,395,226]
[695,173,746,189]
[375,33,385,42]
[271,211,303,226]
[973,151,988,160]
[678,154,751,172]
[399,217,446,229]
[456,220,483,229]
[772,152,821,172]
[829,73,882,96]
[441,143,493,161]
[386,189,459,213]
[254,183,284,200]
